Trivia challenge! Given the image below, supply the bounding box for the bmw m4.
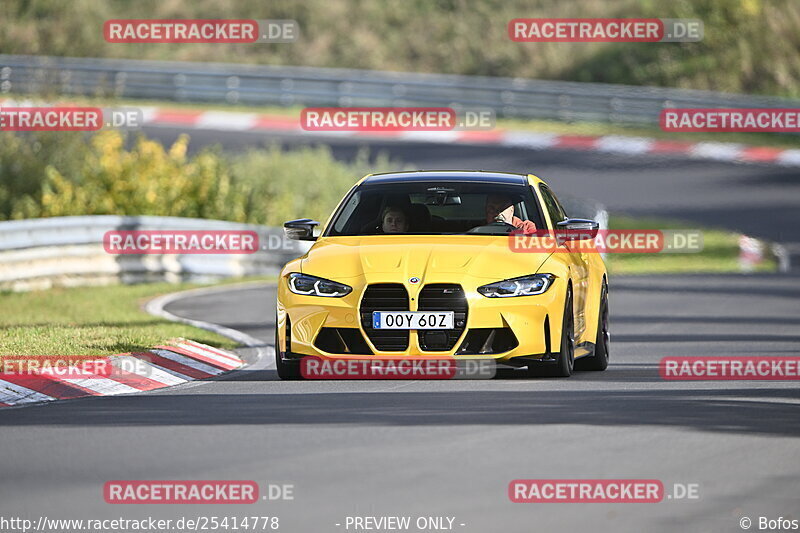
[276,171,609,379]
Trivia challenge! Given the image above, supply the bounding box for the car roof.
[362,170,532,186]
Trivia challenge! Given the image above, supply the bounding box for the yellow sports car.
[276,171,609,379]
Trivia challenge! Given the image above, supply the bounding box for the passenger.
[381,205,410,233]
[485,194,537,233]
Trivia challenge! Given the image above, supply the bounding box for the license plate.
[372,311,454,330]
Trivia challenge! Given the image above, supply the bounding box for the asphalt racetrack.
[1,126,798,533]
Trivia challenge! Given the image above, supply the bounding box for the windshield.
[325,181,543,236]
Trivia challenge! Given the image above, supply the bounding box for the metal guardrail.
[2,54,800,126]
[0,216,309,291]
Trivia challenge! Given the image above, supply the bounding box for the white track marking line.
[690,142,744,161]
[175,342,242,368]
[196,111,258,131]
[0,380,57,404]
[109,356,189,386]
[501,131,558,149]
[776,149,800,166]
[150,349,226,376]
[57,376,140,395]
[398,131,460,142]
[596,135,654,155]
[130,355,196,382]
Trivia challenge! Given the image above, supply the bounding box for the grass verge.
[606,215,777,275]
[0,278,275,357]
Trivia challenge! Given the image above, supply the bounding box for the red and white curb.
[135,107,800,168]
[0,340,243,407]
[3,98,798,166]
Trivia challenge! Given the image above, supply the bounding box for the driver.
[381,205,410,233]
[485,194,536,233]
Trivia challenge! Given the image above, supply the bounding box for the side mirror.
[556,218,599,240]
[284,218,319,241]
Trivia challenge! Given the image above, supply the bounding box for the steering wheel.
[466,221,517,234]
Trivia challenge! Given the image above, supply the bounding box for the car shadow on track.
[218,360,665,383]
[2,382,799,437]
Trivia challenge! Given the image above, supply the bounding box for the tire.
[575,281,609,371]
[528,287,574,378]
[275,315,302,380]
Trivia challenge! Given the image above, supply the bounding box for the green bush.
[229,145,396,226]
[0,130,398,224]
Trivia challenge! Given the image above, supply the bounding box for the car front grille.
[417,284,467,351]
[360,284,409,351]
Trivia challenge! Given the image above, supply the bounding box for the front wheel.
[528,287,574,378]
[275,315,302,380]
[553,288,575,377]
[575,281,609,371]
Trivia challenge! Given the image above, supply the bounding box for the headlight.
[287,273,352,297]
[477,274,555,298]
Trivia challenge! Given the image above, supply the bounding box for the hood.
[300,236,552,282]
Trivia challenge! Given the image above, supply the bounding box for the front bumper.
[277,274,565,363]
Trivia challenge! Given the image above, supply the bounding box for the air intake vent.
[456,328,518,355]
[314,328,373,355]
